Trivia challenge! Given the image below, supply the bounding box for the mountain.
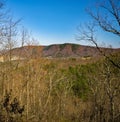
[42,43,111,57]
[0,43,120,61]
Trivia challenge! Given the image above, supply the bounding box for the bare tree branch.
[87,0,120,37]
[76,22,120,69]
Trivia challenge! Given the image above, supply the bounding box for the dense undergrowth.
[0,54,120,122]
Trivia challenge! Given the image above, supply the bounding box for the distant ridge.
[42,43,120,57]
[0,43,120,60]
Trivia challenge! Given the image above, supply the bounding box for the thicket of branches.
[76,0,120,121]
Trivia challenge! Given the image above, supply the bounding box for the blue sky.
[7,0,120,48]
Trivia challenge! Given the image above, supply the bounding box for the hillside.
[42,43,120,58]
[0,43,120,61]
[0,50,120,122]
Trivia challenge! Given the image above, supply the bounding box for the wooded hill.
[1,43,120,61]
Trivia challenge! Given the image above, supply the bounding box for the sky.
[7,0,120,48]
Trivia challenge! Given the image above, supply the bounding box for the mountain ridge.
[1,43,120,60]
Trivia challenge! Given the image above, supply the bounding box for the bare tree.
[0,0,20,62]
[0,0,7,51]
[77,0,120,69]
[4,18,20,61]
[21,26,28,47]
[87,0,120,37]
[76,0,120,121]
[76,23,120,69]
